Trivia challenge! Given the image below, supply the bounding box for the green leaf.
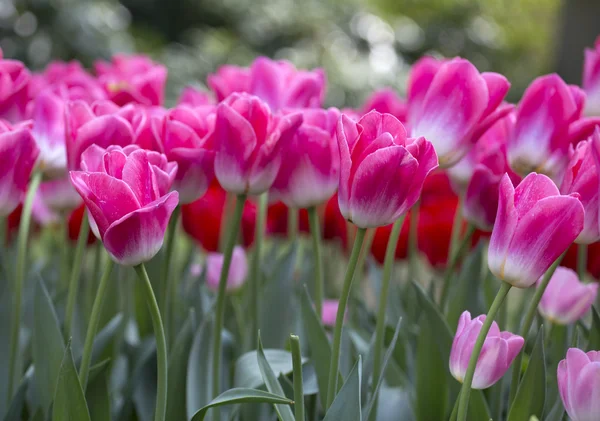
[186,319,213,419]
[3,368,31,421]
[52,342,91,421]
[469,390,492,421]
[322,356,362,421]
[190,388,294,421]
[234,348,305,389]
[587,306,600,350]
[32,279,65,413]
[544,398,565,421]
[507,329,546,421]
[86,359,110,421]
[166,312,195,421]
[256,334,295,421]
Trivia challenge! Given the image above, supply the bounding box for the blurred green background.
[1,0,598,106]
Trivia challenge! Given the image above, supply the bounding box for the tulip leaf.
[86,359,111,421]
[587,306,600,351]
[53,342,91,421]
[186,319,213,419]
[166,311,195,421]
[190,388,294,421]
[322,356,362,421]
[507,329,546,421]
[545,398,565,421]
[3,368,31,421]
[234,348,306,389]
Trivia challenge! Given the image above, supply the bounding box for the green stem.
[6,170,42,403]
[290,335,305,421]
[63,211,89,339]
[307,206,324,316]
[134,263,168,421]
[577,243,587,281]
[457,281,512,421]
[212,194,247,419]
[79,257,114,391]
[440,224,476,310]
[408,201,420,281]
[248,193,267,350]
[448,201,464,262]
[326,227,367,409]
[370,215,405,421]
[449,397,459,421]
[355,228,375,282]
[161,206,180,348]
[288,206,298,242]
[508,252,565,405]
[219,192,235,252]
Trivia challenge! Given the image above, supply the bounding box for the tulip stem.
[161,206,180,349]
[63,211,89,340]
[6,170,42,404]
[134,263,168,421]
[449,397,459,421]
[355,228,375,282]
[307,206,324,316]
[448,201,463,262]
[248,193,267,351]
[370,216,405,421]
[79,256,114,391]
[408,201,420,281]
[577,243,587,281]
[457,281,512,421]
[212,193,247,419]
[288,206,298,242]
[290,334,305,421]
[326,227,367,409]
[440,223,476,310]
[508,251,565,405]
[220,193,235,252]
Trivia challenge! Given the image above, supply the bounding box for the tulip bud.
[322,299,346,328]
[558,348,600,421]
[206,246,248,292]
[450,311,524,389]
[583,36,600,116]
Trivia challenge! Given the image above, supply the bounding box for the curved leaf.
[52,342,91,421]
[322,356,362,421]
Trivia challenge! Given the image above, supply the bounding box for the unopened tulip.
[450,311,524,389]
[361,88,407,122]
[0,121,39,216]
[408,58,511,167]
[271,108,340,208]
[583,36,600,116]
[322,300,341,327]
[70,145,179,266]
[507,74,584,181]
[538,267,598,325]
[488,173,584,288]
[213,93,302,195]
[0,51,30,122]
[560,128,600,244]
[337,111,438,228]
[206,246,248,292]
[558,348,600,421]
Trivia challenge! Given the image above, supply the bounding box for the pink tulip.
[38,177,82,214]
[151,105,215,203]
[322,299,341,327]
[208,57,325,110]
[406,56,445,126]
[30,90,68,176]
[488,173,584,288]
[361,88,407,122]
[408,57,511,167]
[0,52,30,123]
[213,93,302,195]
[177,86,214,107]
[560,128,600,244]
[0,121,39,216]
[583,36,600,116]
[206,246,248,292]
[558,348,600,421]
[337,111,438,228]
[507,74,584,182]
[450,311,524,389]
[538,267,598,325]
[270,107,340,208]
[70,145,179,266]
[94,54,167,106]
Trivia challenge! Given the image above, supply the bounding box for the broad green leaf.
[89,313,123,363]
[86,360,111,421]
[322,356,362,421]
[507,329,546,421]
[190,388,293,421]
[234,348,306,389]
[469,390,492,421]
[545,399,565,421]
[32,279,65,412]
[166,312,195,421]
[52,342,91,421]
[186,320,213,419]
[587,306,600,350]
[3,369,31,421]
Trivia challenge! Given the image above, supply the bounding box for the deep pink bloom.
[450,311,524,389]
[337,111,438,228]
[0,121,39,216]
[213,93,302,195]
[406,56,445,125]
[322,299,341,328]
[151,105,215,203]
[206,246,248,292]
[408,57,511,167]
[94,54,167,106]
[558,348,600,421]
[583,36,600,116]
[538,267,598,325]
[507,74,584,181]
[560,128,600,244]
[177,86,214,107]
[70,145,179,266]
[361,88,407,122]
[208,57,325,110]
[0,52,30,123]
[488,173,584,288]
[270,108,340,208]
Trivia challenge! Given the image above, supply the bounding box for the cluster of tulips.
[2,35,600,421]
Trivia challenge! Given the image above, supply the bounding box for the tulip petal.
[472,337,508,389]
[488,174,518,279]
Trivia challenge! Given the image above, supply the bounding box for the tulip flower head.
[558,348,600,421]
[488,173,584,288]
[0,51,30,123]
[361,88,407,122]
[450,311,524,389]
[322,299,342,328]
[583,36,600,116]
[206,246,248,292]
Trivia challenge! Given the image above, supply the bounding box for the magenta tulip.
[322,300,341,328]
[488,173,584,288]
[177,86,214,107]
[0,52,30,123]
[337,110,438,228]
[583,36,600,116]
[213,93,302,195]
[270,107,340,208]
[70,145,179,265]
[538,267,598,325]
[450,311,524,389]
[206,246,248,292]
[0,121,39,216]
[361,88,407,122]
[38,177,83,214]
[558,348,600,421]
